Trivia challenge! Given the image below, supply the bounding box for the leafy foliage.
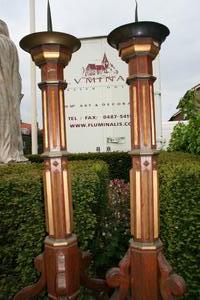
[0,163,45,299]
[71,161,109,252]
[159,153,200,300]
[167,123,189,152]
[177,90,200,120]
[94,179,130,276]
[0,161,109,299]
[99,153,200,300]
[27,152,132,182]
[168,90,200,154]
[0,152,200,299]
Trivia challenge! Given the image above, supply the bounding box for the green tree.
[168,90,200,154]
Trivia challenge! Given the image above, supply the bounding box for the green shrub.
[167,122,189,152]
[71,161,109,251]
[0,163,45,298]
[168,90,200,154]
[27,151,200,182]
[168,118,200,154]
[0,161,109,299]
[1,152,200,299]
[158,150,200,164]
[159,156,200,300]
[95,179,130,276]
[97,152,200,299]
[27,152,131,181]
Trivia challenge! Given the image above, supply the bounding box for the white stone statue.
[0,20,27,163]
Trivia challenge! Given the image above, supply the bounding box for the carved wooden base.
[14,237,186,300]
[14,238,110,300]
[105,240,186,300]
[158,252,187,300]
[14,235,80,300]
[130,240,163,300]
[44,236,80,299]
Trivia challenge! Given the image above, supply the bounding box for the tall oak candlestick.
[106,21,187,300]
[15,31,81,300]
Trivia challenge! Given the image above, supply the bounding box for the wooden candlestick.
[15,31,81,300]
[16,30,108,300]
[106,21,187,300]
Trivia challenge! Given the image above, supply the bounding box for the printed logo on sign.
[83,53,118,77]
[74,53,125,85]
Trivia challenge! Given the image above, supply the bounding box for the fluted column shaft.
[120,37,162,300]
[29,44,79,300]
[31,45,73,239]
[120,38,160,242]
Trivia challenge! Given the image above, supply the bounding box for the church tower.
[102,53,109,68]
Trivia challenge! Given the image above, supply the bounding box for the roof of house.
[21,122,31,130]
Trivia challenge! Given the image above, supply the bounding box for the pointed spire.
[102,53,108,63]
[135,0,139,22]
[47,0,53,31]
[102,53,109,68]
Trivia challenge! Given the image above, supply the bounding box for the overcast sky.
[0,0,200,126]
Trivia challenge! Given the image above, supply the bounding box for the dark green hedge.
[27,152,132,182]
[0,161,109,299]
[94,152,200,300]
[27,151,200,183]
[159,155,200,300]
[99,152,200,300]
[68,152,131,182]
[1,152,200,299]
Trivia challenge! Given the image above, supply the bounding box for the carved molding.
[158,252,187,300]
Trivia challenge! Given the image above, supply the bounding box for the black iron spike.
[47,0,53,32]
[135,0,139,22]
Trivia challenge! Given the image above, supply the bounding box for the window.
[106,146,111,152]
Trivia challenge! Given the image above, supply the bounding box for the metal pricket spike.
[47,0,53,31]
[135,0,139,22]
